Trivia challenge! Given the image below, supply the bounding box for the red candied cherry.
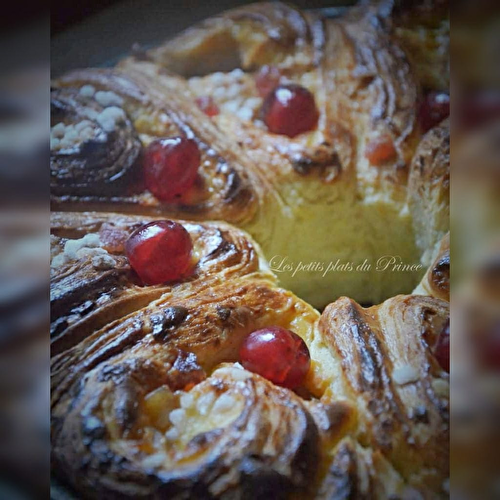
[255,65,283,98]
[434,319,450,373]
[419,91,450,133]
[195,96,219,117]
[261,84,319,138]
[143,137,201,202]
[125,220,193,285]
[240,326,311,389]
[365,134,397,166]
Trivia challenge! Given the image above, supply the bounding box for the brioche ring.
[51,212,449,498]
[51,1,450,498]
[51,1,449,307]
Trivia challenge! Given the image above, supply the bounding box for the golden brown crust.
[318,437,410,499]
[50,1,450,306]
[408,119,450,265]
[52,0,424,207]
[144,2,316,76]
[51,212,324,498]
[413,232,450,301]
[50,2,450,497]
[52,355,320,499]
[50,213,449,499]
[317,294,449,496]
[50,211,268,356]
[139,0,420,185]
[393,0,449,91]
[52,68,267,224]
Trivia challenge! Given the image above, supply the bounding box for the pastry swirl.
[50,1,449,306]
[408,119,450,266]
[52,356,320,499]
[50,88,143,197]
[317,294,449,494]
[51,70,263,225]
[413,232,450,301]
[50,211,266,355]
[51,212,449,498]
[50,1,450,497]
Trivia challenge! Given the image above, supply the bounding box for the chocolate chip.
[291,157,313,175]
[431,252,450,292]
[291,151,341,175]
[152,306,189,339]
[216,306,231,321]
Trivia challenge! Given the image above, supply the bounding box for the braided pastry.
[51,0,449,307]
[50,1,450,498]
[51,212,449,498]
[413,232,450,301]
[408,120,450,267]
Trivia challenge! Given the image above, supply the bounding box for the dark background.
[51,0,355,75]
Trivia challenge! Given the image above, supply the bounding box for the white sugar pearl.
[79,85,96,97]
[75,120,93,132]
[52,122,66,137]
[180,392,194,409]
[212,393,236,414]
[169,408,186,427]
[95,90,124,107]
[196,392,215,416]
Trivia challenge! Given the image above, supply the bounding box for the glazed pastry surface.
[50,1,450,498]
[413,232,450,301]
[51,212,449,499]
[51,1,450,307]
